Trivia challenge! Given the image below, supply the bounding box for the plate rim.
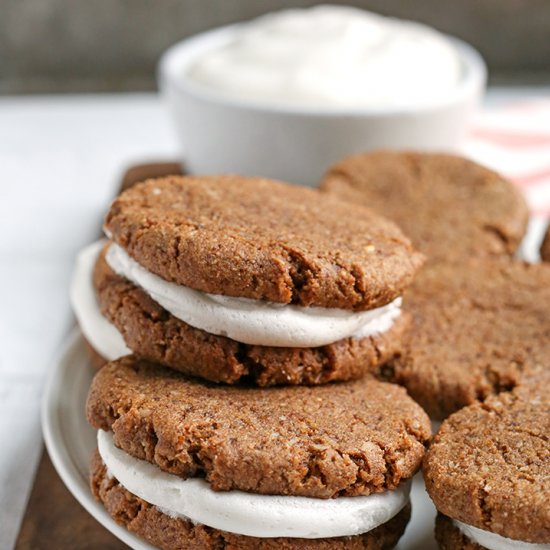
[41,327,154,550]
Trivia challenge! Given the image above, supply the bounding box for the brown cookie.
[424,387,550,544]
[389,258,550,419]
[104,175,423,310]
[86,357,431,498]
[434,514,484,550]
[90,451,411,549]
[322,151,528,263]
[541,224,550,261]
[93,246,410,385]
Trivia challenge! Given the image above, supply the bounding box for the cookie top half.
[104,175,423,310]
[424,384,550,543]
[395,258,550,419]
[322,151,528,262]
[86,357,431,498]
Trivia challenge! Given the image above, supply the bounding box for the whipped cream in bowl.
[185,5,462,110]
[158,5,486,185]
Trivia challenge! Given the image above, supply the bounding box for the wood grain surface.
[15,161,183,550]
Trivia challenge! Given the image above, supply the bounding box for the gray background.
[2,0,550,94]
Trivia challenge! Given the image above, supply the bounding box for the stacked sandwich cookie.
[73,175,423,385]
[423,375,550,550]
[87,358,431,548]
[81,174,431,548]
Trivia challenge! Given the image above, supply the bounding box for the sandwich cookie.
[424,382,550,550]
[389,258,550,419]
[87,357,431,548]
[322,151,528,262]
[541,224,550,262]
[85,175,423,384]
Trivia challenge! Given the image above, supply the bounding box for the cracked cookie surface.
[322,151,528,263]
[93,247,410,385]
[424,384,550,543]
[104,175,423,310]
[391,258,550,419]
[90,451,411,549]
[86,357,431,498]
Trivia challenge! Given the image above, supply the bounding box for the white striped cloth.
[465,100,550,217]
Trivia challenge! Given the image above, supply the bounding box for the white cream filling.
[454,520,550,550]
[98,430,410,539]
[70,240,130,360]
[105,243,402,348]
[186,5,462,109]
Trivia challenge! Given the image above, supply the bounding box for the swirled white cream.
[70,240,130,360]
[98,430,410,539]
[105,243,402,347]
[186,5,462,109]
[453,520,550,550]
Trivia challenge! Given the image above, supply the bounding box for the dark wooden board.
[15,452,128,550]
[15,161,183,550]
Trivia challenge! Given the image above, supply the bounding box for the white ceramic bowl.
[158,24,486,187]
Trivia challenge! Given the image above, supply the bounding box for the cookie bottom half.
[90,451,411,549]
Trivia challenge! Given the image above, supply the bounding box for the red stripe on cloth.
[504,101,550,113]
[529,206,550,216]
[471,129,550,148]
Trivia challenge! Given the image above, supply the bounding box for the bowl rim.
[157,21,487,117]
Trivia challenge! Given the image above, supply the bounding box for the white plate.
[41,328,156,550]
[41,328,439,549]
